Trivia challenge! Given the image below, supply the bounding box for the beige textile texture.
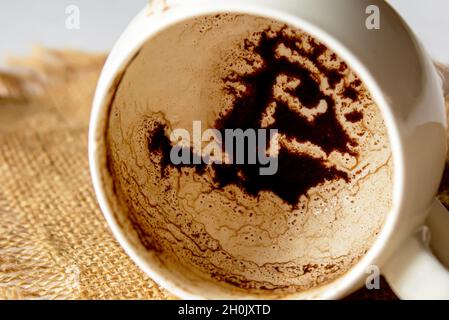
[0,49,173,300]
[0,49,447,300]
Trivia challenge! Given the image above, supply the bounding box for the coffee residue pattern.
[105,14,392,295]
[148,27,366,207]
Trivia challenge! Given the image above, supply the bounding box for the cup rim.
[88,0,405,299]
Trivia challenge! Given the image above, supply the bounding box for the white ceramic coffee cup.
[88,0,449,299]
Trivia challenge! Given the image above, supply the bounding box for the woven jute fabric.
[0,49,447,300]
[0,49,173,299]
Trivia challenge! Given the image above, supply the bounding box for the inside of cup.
[102,12,393,299]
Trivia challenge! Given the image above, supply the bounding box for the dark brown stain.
[344,110,364,123]
[147,27,363,207]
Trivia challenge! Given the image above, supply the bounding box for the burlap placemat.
[0,49,447,300]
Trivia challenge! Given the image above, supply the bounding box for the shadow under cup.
[101,13,393,299]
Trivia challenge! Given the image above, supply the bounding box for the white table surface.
[0,0,448,65]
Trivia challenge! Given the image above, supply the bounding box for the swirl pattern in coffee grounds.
[105,14,392,294]
[146,26,369,207]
